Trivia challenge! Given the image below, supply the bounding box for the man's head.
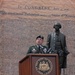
[53,23,62,31]
[36,35,44,45]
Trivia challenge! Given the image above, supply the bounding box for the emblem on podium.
[35,58,53,75]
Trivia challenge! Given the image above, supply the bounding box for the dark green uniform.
[27,45,48,54]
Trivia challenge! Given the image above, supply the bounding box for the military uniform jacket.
[27,45,48,54]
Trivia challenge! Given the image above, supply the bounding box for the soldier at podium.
[27,35,48,54]
[46,23,69,74]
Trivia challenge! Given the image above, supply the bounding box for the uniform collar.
[36,45,43,48]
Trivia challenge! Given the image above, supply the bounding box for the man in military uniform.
[27,35,48,54]
[47,23,69,74]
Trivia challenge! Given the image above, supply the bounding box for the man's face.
[36,38,43,45]
[54,26,60,31]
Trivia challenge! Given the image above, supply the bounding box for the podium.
[19,54,60,75]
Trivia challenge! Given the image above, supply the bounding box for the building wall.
[0,0,75,75]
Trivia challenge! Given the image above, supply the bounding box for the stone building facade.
[0,0,75,75]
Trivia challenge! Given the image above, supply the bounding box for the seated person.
[27,35,48,54]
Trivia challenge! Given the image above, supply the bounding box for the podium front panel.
[31,55,59,75]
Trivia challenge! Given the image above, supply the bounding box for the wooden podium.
[19,54,60,75]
